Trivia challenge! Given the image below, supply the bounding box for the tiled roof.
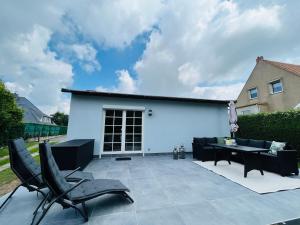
[263,59,300,77]
[15,94,53,124]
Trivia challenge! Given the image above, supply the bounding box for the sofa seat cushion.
[248,139,265,148]
[264,141,273,149]
[236,138,249,146]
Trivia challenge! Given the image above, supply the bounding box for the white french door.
[102,109,143,154]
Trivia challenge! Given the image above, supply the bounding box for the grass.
[0,158,10,167]
[0,168,17,186]
[0,153,40,196]
[0,147,9,158]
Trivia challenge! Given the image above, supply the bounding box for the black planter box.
[51,139,94,170]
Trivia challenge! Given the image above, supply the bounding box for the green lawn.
[0,154,40,187]
[0,158,10,167]
[0,168,17,186]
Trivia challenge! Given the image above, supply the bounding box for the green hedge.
[237,110,300,156]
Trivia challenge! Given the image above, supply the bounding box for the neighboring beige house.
[236,56,300,115]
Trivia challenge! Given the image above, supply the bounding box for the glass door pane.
[103,110,123,152]
[125,110,142,151]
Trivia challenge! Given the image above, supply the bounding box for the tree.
[51,112,68,126]
[0,81,24,146]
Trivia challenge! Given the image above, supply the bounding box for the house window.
[242,110,251,115]
[248,88,258,99]
[270,80,283,94]
[103,109,143,153]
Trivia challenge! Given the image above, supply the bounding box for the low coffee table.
[209,143,269,178]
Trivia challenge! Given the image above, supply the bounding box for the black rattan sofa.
[192,137,299,176]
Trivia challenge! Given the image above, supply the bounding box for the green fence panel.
[23,123,67,138]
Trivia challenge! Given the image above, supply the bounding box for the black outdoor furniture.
[210,143,269,178]
[34,142,133,225]
[192,136,299,176]
[233,138,299,176]
[0,138,94,211]
[192,137,225,161]
[51,139,94,170]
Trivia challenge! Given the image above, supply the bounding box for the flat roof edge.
[61,88,231,105]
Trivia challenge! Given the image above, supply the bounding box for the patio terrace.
[1,154,300,225]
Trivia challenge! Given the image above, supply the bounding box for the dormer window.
[270,79,283,94]
[248,87,258,99]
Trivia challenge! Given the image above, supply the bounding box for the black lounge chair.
[33,142,133,225]
[0,138,94,210]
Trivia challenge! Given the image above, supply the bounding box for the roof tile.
[263,59,300,76]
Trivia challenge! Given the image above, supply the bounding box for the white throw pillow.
[269,141,286,155]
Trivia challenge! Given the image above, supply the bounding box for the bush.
[0,81,24,147]
[237,110,300,156]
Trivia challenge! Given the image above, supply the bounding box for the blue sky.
[49,30,149,91]
[1,0,300,114]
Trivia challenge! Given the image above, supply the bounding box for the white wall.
[67,95,230,155]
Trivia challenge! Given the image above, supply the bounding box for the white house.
[62,88,230,157]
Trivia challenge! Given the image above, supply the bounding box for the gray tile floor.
[1,154,300,225]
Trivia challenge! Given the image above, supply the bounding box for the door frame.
[100,105,145,157]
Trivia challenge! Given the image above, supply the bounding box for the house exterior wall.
[236,104,260,115]
[67,95,230,156]
[236,60,300,113]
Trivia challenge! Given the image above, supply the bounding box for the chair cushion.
[205,137,217,144]
[193,138,205,145]
[68,179,129,201]
[42,143,73,194]
[12,138,43,184]
[236,138,249,146]
[248,139,265,148]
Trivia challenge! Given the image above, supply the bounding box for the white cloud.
[222,4,282,36]
[0,0,163,115]
[0,25,73,114]
[178,63,201,87]
[116,70,137,93]
[192,83,244,100]
[2,0,300,114]
[96,69,137,94]
[133,0,296,99]
[57,43,101,73]
[65,0,164,48]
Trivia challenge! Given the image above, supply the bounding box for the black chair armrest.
[57,179,89,200]
[23,172,42,184]
[277,150,297,158]
[63,167,81,178]
[277,150,298,176]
